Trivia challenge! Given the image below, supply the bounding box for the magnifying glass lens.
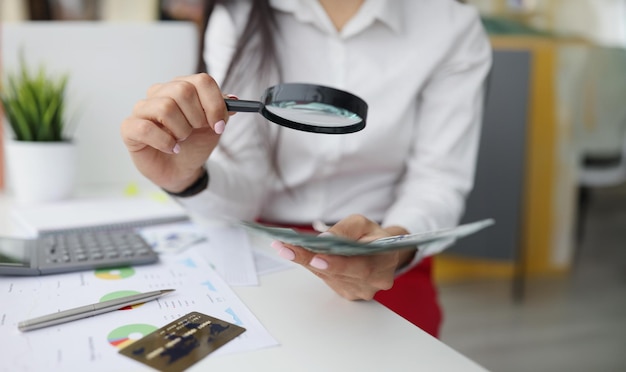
[266,101,362,127]
[224,83,367,134]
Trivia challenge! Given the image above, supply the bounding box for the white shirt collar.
[269,0,402,37]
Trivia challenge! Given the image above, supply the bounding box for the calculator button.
[40,230,157,270]
[137,248,151,256]
[90,252,104,260]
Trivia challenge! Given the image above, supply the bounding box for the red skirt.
[374,257,442,338]
[264,222,442,338]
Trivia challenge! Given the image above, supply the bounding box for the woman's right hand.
[120,73,231,193]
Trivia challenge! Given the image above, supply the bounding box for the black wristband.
[163,168,209,198]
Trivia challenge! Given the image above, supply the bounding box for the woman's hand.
[272,214,416,300]
[120,73,232,192]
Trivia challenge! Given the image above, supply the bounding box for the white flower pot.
[5,140,77,204]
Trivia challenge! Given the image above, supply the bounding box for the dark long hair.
[197,0,287,189]
[196,0,280,88]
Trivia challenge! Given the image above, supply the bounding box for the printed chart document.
[0,248,278,372]
[139,222,259,286]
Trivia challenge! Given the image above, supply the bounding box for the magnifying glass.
[224,83,367,134]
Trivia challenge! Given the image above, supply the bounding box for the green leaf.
[2,96,34,141]
[0,54,71,142]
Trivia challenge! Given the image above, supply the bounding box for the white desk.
[0,192,486,372]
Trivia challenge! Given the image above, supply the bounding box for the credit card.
[118,311,246,371]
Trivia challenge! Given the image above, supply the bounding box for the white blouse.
[177,0,492,236]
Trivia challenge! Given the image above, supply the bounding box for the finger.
[224,94,239,116]
[311,264,381,301]
[272,241,316,264]
[278,242,358,277]
[274,241,394,299]
[121,117,178,154]
[173,73,229,134]
[150,79,210,129]
[275,239,373,278]
[328,214,379,241]
[312,251,396,289]
[146,82,163,97]
[131,97,194,142]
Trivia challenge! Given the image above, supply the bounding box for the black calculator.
[0,230,158,275]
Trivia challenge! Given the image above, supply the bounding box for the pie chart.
[100,290,144,310]
[94,267,135,280]
[107,323,158,349]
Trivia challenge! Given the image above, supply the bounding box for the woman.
[121,0,491,338]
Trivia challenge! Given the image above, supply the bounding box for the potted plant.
[1,57,76,204]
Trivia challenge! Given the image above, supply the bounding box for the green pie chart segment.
[108,323,158,349]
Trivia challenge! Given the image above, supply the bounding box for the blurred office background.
[1,0,625,371]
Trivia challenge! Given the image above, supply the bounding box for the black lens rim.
[260,83,367,134]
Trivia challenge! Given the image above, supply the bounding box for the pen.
[18,289,175,332]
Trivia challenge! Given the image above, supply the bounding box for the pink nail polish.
[310,257,328,270]
[278,247,295,261]
[226,94,239,100]
[271,240,284,251]
[172,143,181,154]
[214,120,225,134]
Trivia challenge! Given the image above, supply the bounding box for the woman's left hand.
[271,214,416,300]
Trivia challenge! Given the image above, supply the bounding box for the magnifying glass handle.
[224,99,262,113]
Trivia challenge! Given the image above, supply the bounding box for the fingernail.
[318,231,334,238]
[278,247,295,261]
[310,257,328,270]
[270,240,284,251]
[214,120,226,134]
[226,94,239,100]
[172,143,181,154]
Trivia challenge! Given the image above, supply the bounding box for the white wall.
[2,22,198,192]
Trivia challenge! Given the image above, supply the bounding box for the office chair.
[576,125,626,265]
